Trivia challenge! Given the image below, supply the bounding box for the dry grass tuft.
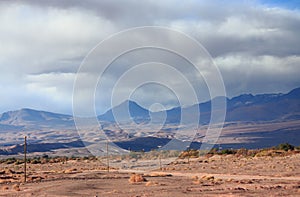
[129,174,147,183]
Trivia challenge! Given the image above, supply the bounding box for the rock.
[129,174,147,183]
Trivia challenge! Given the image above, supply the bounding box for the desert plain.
[0,149,300,197]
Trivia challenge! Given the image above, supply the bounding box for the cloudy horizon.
[0,0,300,115]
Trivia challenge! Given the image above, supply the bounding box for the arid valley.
[1,0,300,196]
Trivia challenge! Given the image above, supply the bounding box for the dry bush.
[179,149,199,159]
[64,168,77,174]
[247,149,260,157]
[2,185,9,191]
[235,148,260,157]
[220,149,236,155]
[28,175,44,182]
[12,184,20,191]
[193,179,202,185]
[128,174,147,183]
[147,172,172,177]
[192,176,202,185]
[191,175,198,180]
[165,167,176,171]
[255,149,287,157]
[201,175,214,181]
[236,148,248,156]
[5,169,15,174]
[145,181,158,186]
[276,143,295,151]
[238,179,254,184]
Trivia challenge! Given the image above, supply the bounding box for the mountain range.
[1,87,300,129]
[98,87,300,123]
[0,87,299,155]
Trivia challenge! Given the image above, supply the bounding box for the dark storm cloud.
[11,0,300,57]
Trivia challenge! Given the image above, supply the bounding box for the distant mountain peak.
[98,100,150,123]
[118,99,144,108]
[0,108,73,128]
[106,100,148,113]
[286,87,300,99]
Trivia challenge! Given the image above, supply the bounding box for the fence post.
[24,136,27,183]
[106,141,109,172]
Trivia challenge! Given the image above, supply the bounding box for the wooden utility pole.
[24,136,27,183]
[159,153,162,170]
[186,146,190,164]
[157,146,162,170]
[106,141,109,172]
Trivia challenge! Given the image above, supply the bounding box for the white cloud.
[215,55,300,95]
[0,0,299,115]
[0,4,116,73]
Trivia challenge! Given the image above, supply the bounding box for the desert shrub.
[129,151,142,159]
[276,143,295,151]
[247,149,260,157]
[208,148,218,155]
[189,149,200,158]
[220,149,236,155]
[14,160,24,165]
[179,149,199,159]
[70,155,79,160]
[30,159,41,164]
[162,150,180,158]
[255,149,274,157]
[179,151,189,159]
[83,156,89,160]
[5,158,16,164]
[236,148,248,156]
[255,149,287,157]
[87,156,97,161]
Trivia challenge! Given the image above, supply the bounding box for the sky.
[0,0,300,115]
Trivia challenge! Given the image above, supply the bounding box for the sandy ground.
[1,154,300,196]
